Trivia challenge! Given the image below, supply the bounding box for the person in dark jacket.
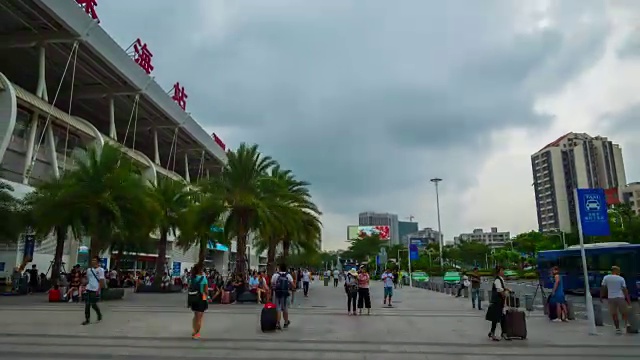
[485,266,510,341]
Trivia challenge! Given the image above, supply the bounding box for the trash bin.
[324,277,329,286]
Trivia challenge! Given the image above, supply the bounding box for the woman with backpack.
[344,269,359,315]
[187,264,208,339]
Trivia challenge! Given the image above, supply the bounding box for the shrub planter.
[101,288,125,301]
[136,284,182,293]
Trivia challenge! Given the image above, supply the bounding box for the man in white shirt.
[381,268,394,307]
[302,269,311,297]
[83,256,105,325]
[333,269,340,287]
[600,266,631,334]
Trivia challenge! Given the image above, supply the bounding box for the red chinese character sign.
[171,82,188,110]
[212,133,226,151]
[133,38,154,74]
[76,0,99,23]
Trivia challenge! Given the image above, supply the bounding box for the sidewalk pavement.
[0,280,637,359]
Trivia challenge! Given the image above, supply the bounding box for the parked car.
[504,269,518,280]
[411,271,429,283]
[443,271,461,284]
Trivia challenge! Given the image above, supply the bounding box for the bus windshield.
[536,243,640,299]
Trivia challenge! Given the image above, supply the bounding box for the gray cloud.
[97,0,611,247]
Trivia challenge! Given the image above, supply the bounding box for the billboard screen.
[347,225,390,240]
[605,187,620,205]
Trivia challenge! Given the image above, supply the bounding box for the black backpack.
[274,272,290,298]
[187,276,204,306]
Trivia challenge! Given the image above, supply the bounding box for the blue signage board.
[23,234,35,262]
[409,238,425,247]
[210,226,224,233]
[98,258,108,269]
[172,262,181,276]
[576,188,610,236]
[376,255,380,265]
[409,244,419,260]
[207,241,229,252]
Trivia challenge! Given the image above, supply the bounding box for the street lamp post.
[546,229,567,249]
[430,178,444,267]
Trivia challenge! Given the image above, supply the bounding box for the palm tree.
[57,143,156,259]
[206,143,278,274]
[148,178,191,288]
[0,181,25,245]
[24,177,84,281]
[177,193,228,266]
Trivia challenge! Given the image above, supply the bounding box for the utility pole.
[430,178,444,268]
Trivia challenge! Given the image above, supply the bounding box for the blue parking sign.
[576,188,610,236]
[172,262,181,276]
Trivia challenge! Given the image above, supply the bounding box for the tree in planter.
[148,178,191,289]
[343,234,383,263]
[22,177,83,281]
[57,144,157,260]
[205,143,278,274]
[0,181,26,245]
[177,193,228,267]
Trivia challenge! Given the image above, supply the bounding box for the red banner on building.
[212,133,226,151]
[605,187,620,205]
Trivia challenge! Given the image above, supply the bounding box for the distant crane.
[407,216,415,222]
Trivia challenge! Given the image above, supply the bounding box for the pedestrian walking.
[271,264,294,329]
[302,268,311,297]
[82,256,104,325]
[469,267,482,310]
[188,264,208,339]
[382,268,394,307]
[600,266,631,334]
[485,266,510,341]
[357,266,371,315]
[345,269,358,315]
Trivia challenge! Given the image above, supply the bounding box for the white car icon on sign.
[585,199,601,211]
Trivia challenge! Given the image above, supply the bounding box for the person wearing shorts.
[381,268,394,307]
[271,264,294,329]
[189,264,208,339]
[601,266,631,334]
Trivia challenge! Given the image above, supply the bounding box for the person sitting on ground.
[249,272,261,303]
[161,272,172,290]
[67,273,81,302]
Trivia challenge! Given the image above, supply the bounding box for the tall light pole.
[430,177,444,267]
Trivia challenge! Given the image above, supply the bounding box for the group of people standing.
[343,267,372,315]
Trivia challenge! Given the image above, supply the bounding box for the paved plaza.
[0,281,637,359]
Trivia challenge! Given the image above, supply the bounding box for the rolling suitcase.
[547,295,558,320]
[260,302,278,332]
[504,294,527,339]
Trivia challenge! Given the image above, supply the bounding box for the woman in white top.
[485,266,510,341]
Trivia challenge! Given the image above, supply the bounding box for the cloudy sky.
[95,0,640,250]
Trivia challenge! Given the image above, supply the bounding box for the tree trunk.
[235,221,247,275]
[267,238,277,275]
[198,237,206,266]
[153,228,168,289]
[282,239,291,259]
[50,226,66,283]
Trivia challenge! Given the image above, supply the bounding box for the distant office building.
[531,133,627,233]
[622,182,640,215]
[403,227,442,248]
[454,227,510,249]
[359,212,400,245]
[398,221,419,243]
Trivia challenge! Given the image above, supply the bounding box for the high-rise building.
[622,182,640,216]
[454,227,510,249]
[531,133,627,233]
[398,221,419,243]
[359,212,400,245]
[402,227,442,247]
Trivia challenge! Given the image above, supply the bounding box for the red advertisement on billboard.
[605,187,620,205]
[357,226,390,240]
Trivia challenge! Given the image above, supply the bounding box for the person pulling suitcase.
[270,263,294,330]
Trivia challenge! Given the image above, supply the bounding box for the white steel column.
[108,96,117,140]
[23,46,48,184]
[153,128,160,165]
[22,112,38,184]
[45,124,59,178]
[184,153,191,183]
